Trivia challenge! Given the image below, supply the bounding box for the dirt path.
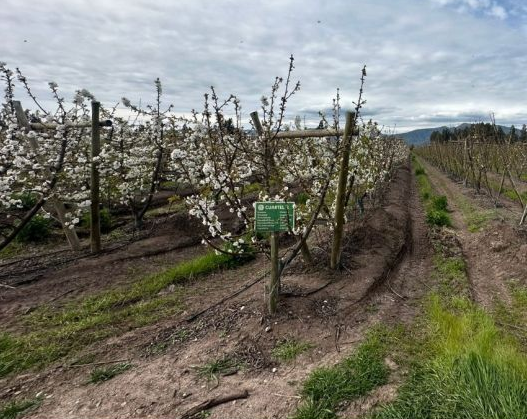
[1,163,435,419]
[418,157,527,310]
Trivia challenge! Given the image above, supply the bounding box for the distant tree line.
[430,122,527,143]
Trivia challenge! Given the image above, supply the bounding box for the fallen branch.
[272,393,301,399]
[179,390,249,419]
[185,272,268,323]
[0,283,15,289]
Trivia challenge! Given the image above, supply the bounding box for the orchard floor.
[1,158,527,419]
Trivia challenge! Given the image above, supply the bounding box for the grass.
[0,398,42,419]
[0,251,252,378]
[0,242,24,259]
[371,296,527,419]
[452,193,497,232]
[272,338,313,362]
[194,356,241,381]
[413,158,451,227]
[493,280,527,349]
[88,362,132,384]
[367,165,527,419]
[432,254,470,300]
[291,331,389,419]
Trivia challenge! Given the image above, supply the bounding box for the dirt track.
[419,157,527,310]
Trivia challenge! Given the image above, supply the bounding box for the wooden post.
[268,232,280,314]
[330,111,355,270]
[13,101,81,250]
[90,101,101,253]
[250,111,264,136]
[520,203,527,226]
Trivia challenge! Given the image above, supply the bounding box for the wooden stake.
[330,111,355,270]
[250,111,264,136]
[268,232,280,314]
[90,101,101,253]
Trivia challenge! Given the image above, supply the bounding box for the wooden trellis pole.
[90,101,102,253]
[12,100,111,252]
[13,101,81,251]
[330,111,355,270]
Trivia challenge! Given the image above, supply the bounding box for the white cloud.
[488,4,508,18]
[0,0,526,132]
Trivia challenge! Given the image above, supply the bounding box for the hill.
[398,123,511,145]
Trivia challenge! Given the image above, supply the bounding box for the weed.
[412,157,452,227]
[195,356,240,381]
[81,208,112,233]
[0,242,23,259]
[426,209,451,227]
[431,195,448,211]
[89,362,131,384]
[450,193,496,232]
[0,397,42,419]
[292,332,389,419]
[272,339,312,362]
[144,329,191,356]
[16,215,51,243]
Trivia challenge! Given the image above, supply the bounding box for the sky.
[1,0,527,132]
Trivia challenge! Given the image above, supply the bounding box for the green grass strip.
[372,296,527,419]
[412,157,452,227]
[0,251,252,378]
[0,397,42,419]
[291,331,389,419]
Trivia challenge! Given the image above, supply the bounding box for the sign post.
[254,202,295,314]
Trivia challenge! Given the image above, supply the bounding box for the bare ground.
[0,163,436,419]
[7,156,526,419]
[419,157,527,310]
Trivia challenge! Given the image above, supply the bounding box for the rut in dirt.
[419,156,527,310]
[336,162,433,331]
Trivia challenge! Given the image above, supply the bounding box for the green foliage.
[296,192,309,205]
[431,195,448,211]
[426,209,451,227]
[413,157,451,227]
[0,242,23,259]
[81,208,112,233]
[194,356,240,381]
[0,398,42,419]
[0,251,252,378]
[272,339,312,362]
[11,192,38,211]
[372,297,527,419]
[292,332,389,419]
[89,362,131,384]
[453,195,496,232]
[16,215,51,243]
[243,182,262,194]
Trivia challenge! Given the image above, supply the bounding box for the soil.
[419,158,527,309]
[2,157,527,419]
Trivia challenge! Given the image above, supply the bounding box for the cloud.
[488,4,508,18]
[1,0,526,132]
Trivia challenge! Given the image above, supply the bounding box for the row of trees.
[1,58,408,312]
[430,123,527,144]
[418,121,527,224]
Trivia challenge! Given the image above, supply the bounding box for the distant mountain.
[397,126,448,146]
[398,124,511,145]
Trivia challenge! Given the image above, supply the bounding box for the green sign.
[254,202,295,232]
